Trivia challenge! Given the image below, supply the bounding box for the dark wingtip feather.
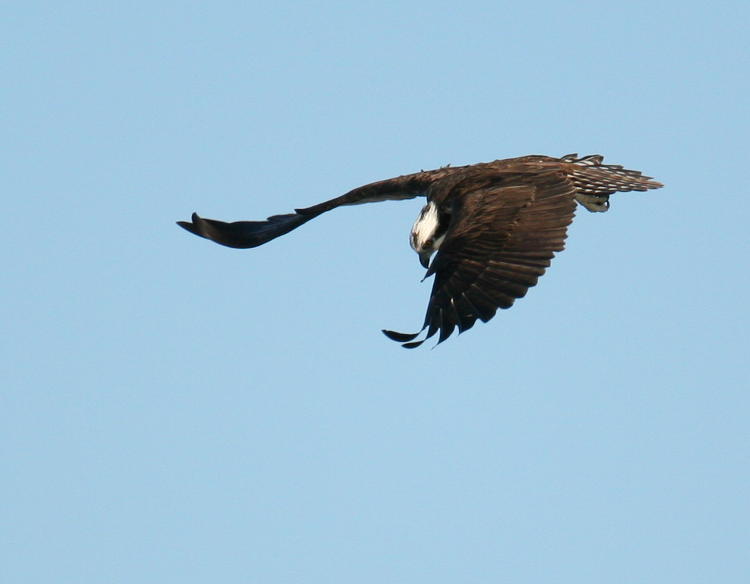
[176,211,313,249]
[382,329,421,342]
[401,340,426,349]
[176,214,200,235]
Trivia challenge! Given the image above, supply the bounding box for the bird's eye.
[424,238,434,247]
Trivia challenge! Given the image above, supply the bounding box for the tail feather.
[561,154,664,213]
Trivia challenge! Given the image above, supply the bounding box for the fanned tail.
[560,153,664,213]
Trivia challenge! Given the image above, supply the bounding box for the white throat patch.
[410,201,442,253]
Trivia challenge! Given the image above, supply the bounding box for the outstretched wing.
[383,171,577,348]
[177,165,466,249]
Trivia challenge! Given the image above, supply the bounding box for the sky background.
[3,1,749,582]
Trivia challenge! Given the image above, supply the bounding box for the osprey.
[178,154,663,348]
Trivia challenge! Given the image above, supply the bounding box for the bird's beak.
[419,251,431,269]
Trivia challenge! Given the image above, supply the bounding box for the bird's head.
[410,201,449,268]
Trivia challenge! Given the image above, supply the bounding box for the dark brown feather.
[388,171,577,347]
[177,166,467,249]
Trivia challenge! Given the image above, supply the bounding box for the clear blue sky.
[3,2,748,582]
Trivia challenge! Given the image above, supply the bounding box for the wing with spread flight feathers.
[383,171,578,348]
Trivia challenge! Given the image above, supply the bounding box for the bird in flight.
[178,154,662,348]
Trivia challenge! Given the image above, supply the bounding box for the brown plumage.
[178,154,663,348]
